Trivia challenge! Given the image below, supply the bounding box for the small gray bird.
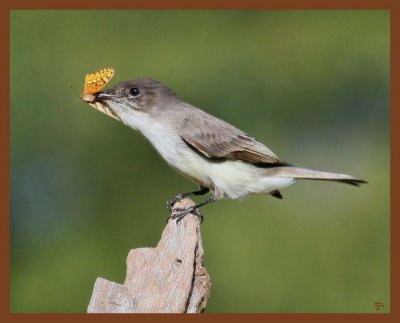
[84,78,367,222]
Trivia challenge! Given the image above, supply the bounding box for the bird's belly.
[143,130,213,185]
[164,147,215,186]
[165,149,295,199]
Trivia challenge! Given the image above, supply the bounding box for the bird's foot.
[166,194,184,211]
[166,187,210,211]
[167,206,203,224]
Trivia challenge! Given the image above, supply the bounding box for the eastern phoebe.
[83,78,367,222]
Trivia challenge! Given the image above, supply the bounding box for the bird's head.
[91,78,179,124]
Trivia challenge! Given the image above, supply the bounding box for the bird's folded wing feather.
[179,111,281,165]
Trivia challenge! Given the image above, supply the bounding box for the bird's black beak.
[95,91,117,101]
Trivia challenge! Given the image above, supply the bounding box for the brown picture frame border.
[1,1,397,321]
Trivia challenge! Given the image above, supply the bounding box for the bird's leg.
[170,196,216,224]
[166,186,209,211]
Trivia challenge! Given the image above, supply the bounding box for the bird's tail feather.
[266,166,367,186]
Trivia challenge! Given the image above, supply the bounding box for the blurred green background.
[10,10,389,313]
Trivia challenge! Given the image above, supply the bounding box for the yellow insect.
[81,67,120,121]
[83,67,114,95]
[82,67,114,104]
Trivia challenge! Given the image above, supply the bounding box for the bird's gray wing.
[179,110,282,165]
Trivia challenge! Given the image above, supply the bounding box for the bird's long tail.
[266,166,367,186]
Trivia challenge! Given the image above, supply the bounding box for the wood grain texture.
[87,198,211,313]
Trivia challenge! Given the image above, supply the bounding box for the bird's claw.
[166,194,184,211]
[167,206,204,224]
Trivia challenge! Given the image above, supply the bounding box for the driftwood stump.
[87,198,211,313]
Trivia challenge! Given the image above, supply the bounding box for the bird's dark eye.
[129,87,140,96]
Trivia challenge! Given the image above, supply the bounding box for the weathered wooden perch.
[87,198,211,313]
